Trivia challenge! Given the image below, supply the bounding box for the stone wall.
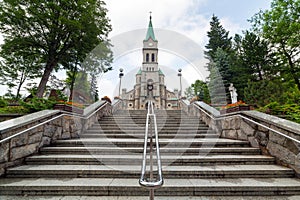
[0,101,112,176]
[0,114,24,122]
[189,101,300,176]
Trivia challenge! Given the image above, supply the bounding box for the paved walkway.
[2,196,300,200]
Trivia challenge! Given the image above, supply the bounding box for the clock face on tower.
[148,42,153,47]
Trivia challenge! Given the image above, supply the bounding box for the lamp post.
[178,68,182,99]
[118,68,124,97]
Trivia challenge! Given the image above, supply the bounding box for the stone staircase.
[1,109,300,198]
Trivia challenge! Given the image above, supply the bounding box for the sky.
[0,0,272,98]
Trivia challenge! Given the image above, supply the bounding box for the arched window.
[152,53,155,62]
[146,53,149,62]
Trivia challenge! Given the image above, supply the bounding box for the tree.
[205,15,232,60]
[90,73,99,102]
[205,15,234,104]
[0,52,41,100]
[63,40,113,101]
[191,80,210,103]
[0,0,112,98]
[241,31,273,81]
[184,86,194,101]
[251,0,300,90]
[229,34,250,100]
[207,59,227,106]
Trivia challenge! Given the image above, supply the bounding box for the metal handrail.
[193,103,300,145]
[0,102,108,144]
[139,101,163,199]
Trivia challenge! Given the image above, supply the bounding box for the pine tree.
[205,15,233,104]
[207,58,227,106]
[205,15,232,60]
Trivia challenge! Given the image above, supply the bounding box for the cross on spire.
[149,11,152,20]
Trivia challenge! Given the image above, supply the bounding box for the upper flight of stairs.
[1,109,300,197]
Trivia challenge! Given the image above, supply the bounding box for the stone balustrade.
[0,101,112,176]
[179,99,190,114]
[190,101,300,176]
[112,99,124,113]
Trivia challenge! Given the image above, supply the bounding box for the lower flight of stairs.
[0,109,300,197]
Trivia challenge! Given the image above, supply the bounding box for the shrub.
[0,97,8,108]
[101,96,112,104]
[258,102,300,123]
[20,97,56,113]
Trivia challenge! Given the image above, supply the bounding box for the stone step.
[99,117,204,124]
[95,123,208,127]
[80,133,219,139]
[51,138,250,147]
[1,177,300,196]
[89,126,210,131]
[25,154,275,165]
[40,146,261,155]
[6,164,294,178]
[2,196,300,200]
[84,130,214,134]
[84,129,215,133]
[98,121,202,125]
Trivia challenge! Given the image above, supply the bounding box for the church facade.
[120,16,179,110]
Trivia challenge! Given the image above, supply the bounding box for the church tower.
[122,14,179,110]
[138,14,162,108]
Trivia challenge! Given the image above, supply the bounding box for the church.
[120,16,180,110]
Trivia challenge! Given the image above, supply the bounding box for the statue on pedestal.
[229,83,238,104]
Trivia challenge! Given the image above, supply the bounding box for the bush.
[244,80,300,107]
[0,106,29,114]
[0,97,8,108]
[244,80,285,107]
[258,102,300,123]
[101,96,111,104]
[20,97,56,113]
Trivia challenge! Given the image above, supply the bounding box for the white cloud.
[220,17,245,36]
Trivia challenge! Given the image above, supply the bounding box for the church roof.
[144,16,157,41]
[158,69,164,75]
[136,69,142,75]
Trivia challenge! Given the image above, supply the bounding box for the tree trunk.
[280,41,300,90]
[69,72,76,101]
[16,71,25,100]
[36,61,57,98]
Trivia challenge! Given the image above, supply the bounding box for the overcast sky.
[100,0,272,98]
[0,0,272,98]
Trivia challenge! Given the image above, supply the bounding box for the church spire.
[145,12,156,41]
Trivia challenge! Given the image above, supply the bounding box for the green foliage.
[207,60,227,105]
[0,97,8,108]
[244,80,285,107]
[205,15,232,60]
[244,79,300,107]
[0,0,113,97]
[191,80,211,103]
[184,86,194,101]
[240,31,275,80]
[20,98,56,113]
[258,102,300,123]
[205,15,234,104]
[0,51,42,100]
[55,90,68,102]
[251,0,300,90]
[0,106,29,114]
